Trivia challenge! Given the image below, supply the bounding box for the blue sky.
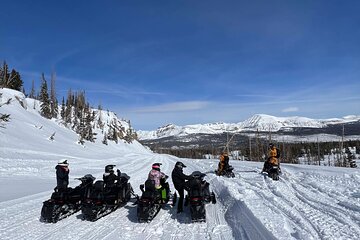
[1,0,360,130]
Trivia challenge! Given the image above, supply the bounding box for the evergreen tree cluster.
[1,60,137,145]
[0,62,23,91]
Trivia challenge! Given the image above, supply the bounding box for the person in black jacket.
[56,160,69,191]
[103,164,121,189]
[171,161,192,213]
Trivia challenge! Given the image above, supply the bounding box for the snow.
[1,88,360,240]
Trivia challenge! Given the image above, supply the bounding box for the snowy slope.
[1,89,360,240]
[138,114,360,140]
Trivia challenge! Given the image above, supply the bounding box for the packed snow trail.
[0,153,236,240]
[1,152,360,239]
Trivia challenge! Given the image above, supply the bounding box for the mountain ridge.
[138,114,360,140]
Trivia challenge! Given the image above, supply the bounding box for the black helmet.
[175,161,186,169]
[105,165,116,173]
[269,143,274,148]
[84,174,96,182]
[191,171,206,179]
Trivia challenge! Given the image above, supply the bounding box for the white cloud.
[282,107,299,112]
[133,101,209,113]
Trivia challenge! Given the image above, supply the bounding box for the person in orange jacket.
[262,143,280,172]
[217,152,229,175]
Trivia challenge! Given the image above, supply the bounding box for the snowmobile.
[263,164,280,181]
[40,174,95,223]
[185,171,216,223]
[215,165,235,178]
[81,172,134,221]
[137,176,177,223]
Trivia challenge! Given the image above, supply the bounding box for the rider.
[186,171,211,202]
[56,159,69,191]
[103,164,121,189]
[217,152,229,176]
[171,161,192,213]
[262,143,280,172]
[148,163,167,203]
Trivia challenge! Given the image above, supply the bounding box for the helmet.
[84,174,96,182]
[58,159,69,167]
[269,143,274,148]
[152,163,162,170]
[175,161,186,169]
[191,171,206,179]
[105,165,116,173]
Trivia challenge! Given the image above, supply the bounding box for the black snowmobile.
[82,172,134,221]
[215,165,235,178]
[137,176,177,223]
[185,171,216,223]
[263,164,280,181]
[41,174,95,223]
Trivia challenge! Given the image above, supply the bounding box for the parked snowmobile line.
[81,173,135,221]
[185,171,216,223]
[137,176,177,223]
[40,174,95,223]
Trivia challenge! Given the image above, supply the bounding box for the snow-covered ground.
[1,88,360,240]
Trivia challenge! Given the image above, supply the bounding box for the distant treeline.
[146,139,360,168]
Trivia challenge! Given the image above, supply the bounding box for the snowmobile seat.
[94,180,104,191]
[141,180,157,199]
[145,179,156,192]
[142,190,156,199]
[90,180,104,201]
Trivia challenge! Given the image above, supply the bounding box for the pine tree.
[102,133,108,145]
[0,62,23,90]
[50,72,58,118]
[39,73,51,118]
[84,107,95,142]
[60,97,65,120]
[97,103,104,130]
[29,80,36,99]
[107,123,118,144]
[346,148,357,168]
[9,69,23,91]
[64,89,72,125]
[0,61,9,88]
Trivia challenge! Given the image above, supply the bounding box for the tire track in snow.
[222,166,319,239]
[260,175,322,239]
[238,167,360,240]
[283,174,360,239]
[210,175,276,240]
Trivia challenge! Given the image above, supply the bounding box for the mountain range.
[138,114,360,140]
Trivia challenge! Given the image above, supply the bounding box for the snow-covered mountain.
[0,88,136,146]
[138,114,360,140]
[1,87,360,239]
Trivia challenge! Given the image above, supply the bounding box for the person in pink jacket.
[148,163,166,189]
